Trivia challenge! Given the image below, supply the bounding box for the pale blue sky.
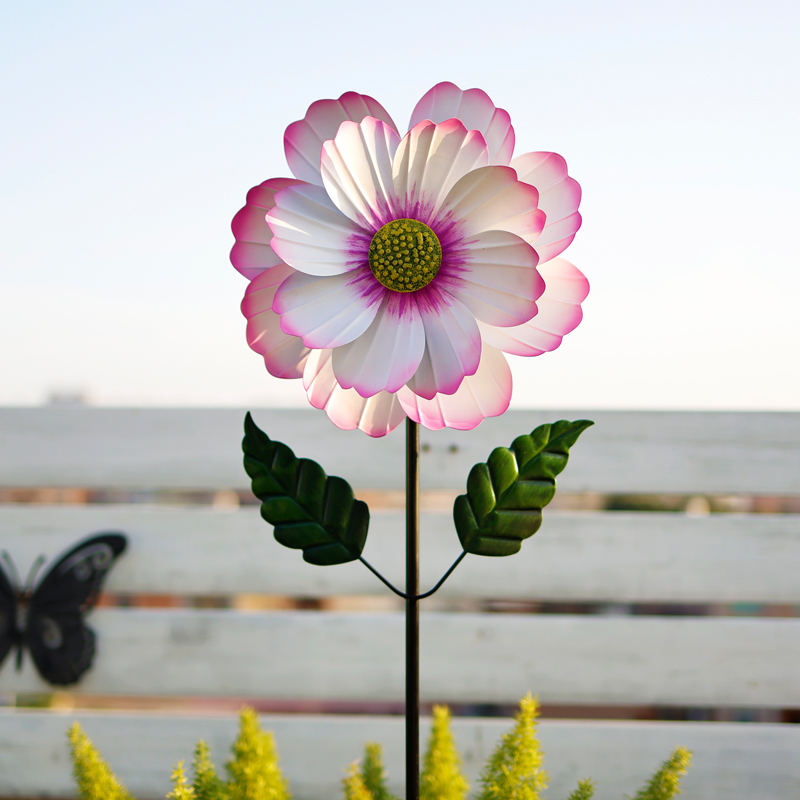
[1,0,798,408]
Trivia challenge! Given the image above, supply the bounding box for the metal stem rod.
[405,418,420,800]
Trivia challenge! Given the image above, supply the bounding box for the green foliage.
[361,742,397,800]
[226,707,290,800]
[630,747,692,800]
[477,693,548,800]
[168,761,197,800]
[242,412,370,565]
[454,420,594,556]
[565,778,596,800]
[65,698,693,800]
[15,692,55,708]
[420,706,469,800]
[192,740,228,800]
[342,762,374,800]
[68,722,133,800]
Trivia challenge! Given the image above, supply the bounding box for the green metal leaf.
[453,419,594,557]
[242,412,369,566]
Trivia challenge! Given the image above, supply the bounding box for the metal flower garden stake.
[232,82,591,799]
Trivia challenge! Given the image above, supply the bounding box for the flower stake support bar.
[406,419,420,800]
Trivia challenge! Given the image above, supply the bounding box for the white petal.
[532,214,583,264]
[332,293,425,396]
[398,345,511,431]
[273,268,382,349]
[440,230,544,327]
[442,166,545,239]
[230,178,304,280]
[511,151,582,261]
[478,258,589,356]
[409,82,515,166]
[229,241,282,281]
[284,92,398,186]
[392,119,489,220]
[304,349,407,437]
[240,265,311,379]
[405,288,482,399]
[267,183,365,276]
[320,117,400,228]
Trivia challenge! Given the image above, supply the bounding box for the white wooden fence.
[1,408,799,799]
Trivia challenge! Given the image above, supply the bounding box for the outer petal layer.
[392,119,488,220]
[398,345,511,431]
[285,92,398,186]
[304,349,407,437]
[230,178,304,279]
[478,258,589,356]
[511,152,582,262]
[442,166,545,240]
[332,293,425,396]
[320,118,400,228]
[240,264,311,379]
[406,288,482,399]
[438,229,543,328]
[409,82,515,166]
[267,183,364,276]
[273,268,382,349]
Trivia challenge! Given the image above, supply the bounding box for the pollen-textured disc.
[368,219,442,292]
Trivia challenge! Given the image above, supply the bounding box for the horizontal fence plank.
[2,505,799,603]
[1,610,797,707]
[0,710,798,800]
[2,408,800,493]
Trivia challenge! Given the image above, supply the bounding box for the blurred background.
[1,0,798,411]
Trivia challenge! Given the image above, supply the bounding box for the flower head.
[232,83,588,436]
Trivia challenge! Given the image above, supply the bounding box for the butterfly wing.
[24,611,96,686]
[0,564,19,669]
[25,533,127,686]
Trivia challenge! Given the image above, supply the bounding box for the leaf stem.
[416,550,467,599]
[357,550,468,601]
[358,555,408,599]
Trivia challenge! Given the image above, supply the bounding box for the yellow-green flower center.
[368,219,441,292]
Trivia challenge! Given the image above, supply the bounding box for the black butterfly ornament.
[0,533,127,686]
